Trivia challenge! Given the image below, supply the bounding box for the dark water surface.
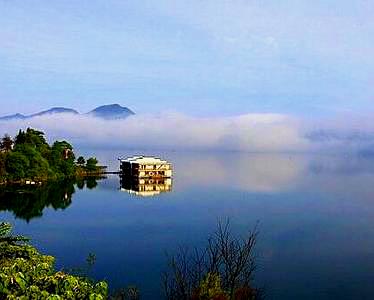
[1,151,374,299]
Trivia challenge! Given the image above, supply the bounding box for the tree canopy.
[86,157,99,171]
[0,128,103,183]
[77,156,86,166]
[0,134,13,152]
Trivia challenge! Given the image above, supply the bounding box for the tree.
[25,128,48,148]
[77,156,86,166]
[163,221,261,300]
[0,127,101,181]
[14,144,52,179]
[0,152,6,180]
[14,129,26,146]
[86,157,99,172]
[14,128,48,151]
[5,152,30,180]
[50,141,76,177]
[0,134,13,152]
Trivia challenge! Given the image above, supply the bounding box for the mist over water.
[1,112,374,154]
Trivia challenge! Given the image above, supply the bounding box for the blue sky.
[0,0,373,116]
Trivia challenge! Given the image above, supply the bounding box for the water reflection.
[174,153,307,193]
[120,176,172,197]
[76,176,106,190]
[2,152,374,299]
[82,150,307,193]
[0,177,103,222]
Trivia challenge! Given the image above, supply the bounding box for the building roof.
[119,155,170,165]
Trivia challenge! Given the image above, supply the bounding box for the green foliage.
[192,273,228,300]
[0,152,6,180]
[14,129,26,145]
[192,273,258,300]
[5,152,30,180]
[0,128,102,182]
[0,223,108,299]
[0,134,13,152]
[0,222,29,244]
[14,128,49,152]
[13,144,52,179]
[86,157,99,172]
[77,156,86,166]
[50,141,76,177]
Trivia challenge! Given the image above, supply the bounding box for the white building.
[119,156,172,178]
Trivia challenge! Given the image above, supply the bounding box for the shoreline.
[0,170,108,187]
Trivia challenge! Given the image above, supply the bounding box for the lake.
[1,151,374,299]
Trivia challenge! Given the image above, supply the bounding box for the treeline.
[0,128,101,183]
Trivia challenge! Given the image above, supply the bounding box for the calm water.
[1,151,374,299]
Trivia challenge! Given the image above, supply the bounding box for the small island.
[0,128,105,185]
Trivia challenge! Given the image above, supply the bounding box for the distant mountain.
[30,107,79,117]
[0,113,27,121]
[88,104,135,120]
[0,104,134,121]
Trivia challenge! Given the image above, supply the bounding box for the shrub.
[192,273,228,300]
[0,222,108,299]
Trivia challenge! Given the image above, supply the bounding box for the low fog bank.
[0,112,373,154]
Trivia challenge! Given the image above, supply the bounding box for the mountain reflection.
[0,177,102,222]
[120,176,172,197]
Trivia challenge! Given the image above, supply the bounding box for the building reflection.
[120,176,172,197]
[119,155,173,197]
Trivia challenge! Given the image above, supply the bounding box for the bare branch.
[162,220,261,300]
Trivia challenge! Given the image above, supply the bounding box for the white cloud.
[1,112,374,154]
[0,112,309,152]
